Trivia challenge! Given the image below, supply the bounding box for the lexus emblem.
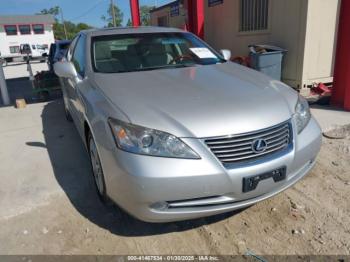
[252,139,268,153]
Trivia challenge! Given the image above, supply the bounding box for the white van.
[20,44,47,59]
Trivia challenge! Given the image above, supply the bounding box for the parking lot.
[0,63,349,255]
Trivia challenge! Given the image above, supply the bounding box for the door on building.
[157,16,169,27]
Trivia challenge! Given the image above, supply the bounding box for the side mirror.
[54,61,77,78]
[220,49,232,61]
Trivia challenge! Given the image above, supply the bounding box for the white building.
[0,14,55,59]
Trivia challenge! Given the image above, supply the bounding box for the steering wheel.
[169,54,194,64]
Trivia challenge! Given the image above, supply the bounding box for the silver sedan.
[54,27,322,222]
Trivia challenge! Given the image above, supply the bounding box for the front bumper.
[99,117,322,222]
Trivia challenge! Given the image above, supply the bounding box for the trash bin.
[249,45,287,81]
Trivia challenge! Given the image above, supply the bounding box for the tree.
[52,23,66,40]
[38,6,60,21]
[126,6,154,27]
[126,19,132,27]
[36,6,93,40]
[101,4,123,27]
[140,5,154,26]
[76,23,91,31]
[53,21,92,40]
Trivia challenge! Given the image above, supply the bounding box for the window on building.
[19,25,31,34]
[71,35,86,77]
[32,24,44,34]
[4,25,17,35]
[239,0,269,32]
[9,46,20,54]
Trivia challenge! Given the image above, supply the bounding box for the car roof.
[81,26,186,37]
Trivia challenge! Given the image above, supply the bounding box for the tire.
[88,133,109,203]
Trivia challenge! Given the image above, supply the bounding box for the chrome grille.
[204,121,292,164]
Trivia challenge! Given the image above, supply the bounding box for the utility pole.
[60,7,68,39]
[111,0,116,27]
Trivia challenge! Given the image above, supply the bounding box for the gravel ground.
[0,100,349,255]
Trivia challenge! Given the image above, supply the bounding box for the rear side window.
[71,35,86,77]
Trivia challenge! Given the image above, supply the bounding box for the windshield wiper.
[171,63,197,68]
[116,63,196,73]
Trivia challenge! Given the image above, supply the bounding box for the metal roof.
[0,14,55,25]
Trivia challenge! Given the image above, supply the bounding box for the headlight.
[294,95,311,134]
[108,118,200,159]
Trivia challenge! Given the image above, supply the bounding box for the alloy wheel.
[89,136,105,196]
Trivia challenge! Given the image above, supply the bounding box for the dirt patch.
[0,127,349,255]
[323,124,350,140]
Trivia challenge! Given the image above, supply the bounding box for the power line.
[69,0,108,21]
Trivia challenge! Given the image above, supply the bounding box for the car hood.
[93,62,298,138]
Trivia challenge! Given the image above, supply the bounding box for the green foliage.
[76,23,91,31]
[37,6,60,21]
[37,3,153,39]
[140,6,154,26]
[126,6,154,27]
[37,6,93,40]
[53,21,92,40]
[126,19,132,27]
[101,4,123,27]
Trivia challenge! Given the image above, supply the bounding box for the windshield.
[91,32,225,73]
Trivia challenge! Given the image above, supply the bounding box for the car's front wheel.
[88,133,108,202]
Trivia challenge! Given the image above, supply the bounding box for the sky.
[0,0,173,27]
